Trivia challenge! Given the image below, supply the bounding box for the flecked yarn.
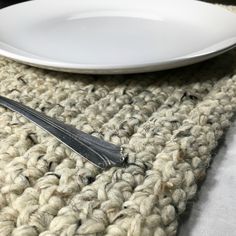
[1,6,236,236]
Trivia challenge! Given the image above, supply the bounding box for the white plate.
[0,0,236,74]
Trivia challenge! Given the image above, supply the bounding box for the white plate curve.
[0,0,236,74]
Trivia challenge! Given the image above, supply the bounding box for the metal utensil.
[0,95,125,169]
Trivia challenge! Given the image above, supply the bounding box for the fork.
[0,95,126,169]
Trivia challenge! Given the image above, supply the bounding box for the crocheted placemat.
[0,6,236,236]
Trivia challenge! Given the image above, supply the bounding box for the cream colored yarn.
[1,7,236,236]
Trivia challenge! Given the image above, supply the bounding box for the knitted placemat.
[1,7,236,236]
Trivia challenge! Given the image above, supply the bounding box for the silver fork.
[0,95,126,169]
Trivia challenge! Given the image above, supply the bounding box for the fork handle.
[0,96,125,169]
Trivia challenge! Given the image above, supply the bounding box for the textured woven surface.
[1,7,236,236]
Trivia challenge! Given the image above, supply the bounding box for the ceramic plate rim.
[0,0,236,74]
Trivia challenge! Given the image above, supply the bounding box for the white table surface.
[179,117,236,236]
